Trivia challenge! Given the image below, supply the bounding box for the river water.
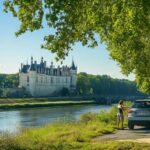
[0,104,112,133]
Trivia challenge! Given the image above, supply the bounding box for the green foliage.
[6,90,11,98]
[0,74,19,88]
[79,112,98,124]
[3,0,150,93]
[98,106,118,124]
[89,88,94,95]
[0,89,3,98]
[77,73,143,96]
[61,87,69,96]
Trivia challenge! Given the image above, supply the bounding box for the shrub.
[0,89,3,98]
[79,112,98,124]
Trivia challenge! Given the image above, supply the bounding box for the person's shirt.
[118,104,123,114]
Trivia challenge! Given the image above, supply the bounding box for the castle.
[19,57,77,97]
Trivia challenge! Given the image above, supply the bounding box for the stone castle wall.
[19,57,77,97]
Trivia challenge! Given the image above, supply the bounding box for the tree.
[6,90,11,98]
[77,73,143,96]
[3,1,150,93]
[77,73,90,95]
[61,87,69,96]
[89,88,94,95]
[79,89,83,95]
[0,74,19,88]
[0,89,3,98]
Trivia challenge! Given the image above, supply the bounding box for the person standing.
[117,100,126,129]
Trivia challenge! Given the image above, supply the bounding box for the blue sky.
[0,2,134,80]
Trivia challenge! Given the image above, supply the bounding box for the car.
[128,99,150,130]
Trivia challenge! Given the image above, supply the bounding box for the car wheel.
[128,122,134,130]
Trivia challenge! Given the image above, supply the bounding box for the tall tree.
[0,74,19,88]
[0,89,3,98]
[3,0,150,93]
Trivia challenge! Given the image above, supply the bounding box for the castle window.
[51,77,53,83]
[66,78,67,83]
[57,78,60,83]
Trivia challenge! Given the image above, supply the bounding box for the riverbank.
[0,97,87,103]
[0,98,97,109]
[0,104,149,150]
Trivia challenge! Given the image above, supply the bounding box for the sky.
[0,2,134,81]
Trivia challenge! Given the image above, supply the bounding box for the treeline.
[0,74,19,88]
[0,73,144,96]
[77,73,143,96]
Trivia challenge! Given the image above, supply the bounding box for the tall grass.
[0,102,147,150]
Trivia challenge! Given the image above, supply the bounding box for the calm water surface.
[0,104,112,133]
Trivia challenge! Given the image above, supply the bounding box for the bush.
[0,89,3,97]
[6,90,11,98]
[79,112,98,124]
[61,87,70,96]
[98,106,118,124]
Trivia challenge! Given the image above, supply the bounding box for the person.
[117,100,127,130]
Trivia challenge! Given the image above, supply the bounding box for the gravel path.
[94,126,150,143]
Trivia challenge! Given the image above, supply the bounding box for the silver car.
[128,99,150,130]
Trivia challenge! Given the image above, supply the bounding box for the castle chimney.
[31,57,33,64]
[21,63,23,69]
[50,62,53,68]
[44,61,46,67]
[41,57,44,64]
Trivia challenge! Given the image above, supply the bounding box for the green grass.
[0,103,147,150]
[0,97,91,104]
[0,98,97,109]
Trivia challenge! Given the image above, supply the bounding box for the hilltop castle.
[19,57,77,97]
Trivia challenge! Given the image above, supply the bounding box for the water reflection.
[0,105,112,133]
[0,111,21,133]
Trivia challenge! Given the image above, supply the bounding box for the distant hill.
[0,73,144,96]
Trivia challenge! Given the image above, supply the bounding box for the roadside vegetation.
[0,103,148,150]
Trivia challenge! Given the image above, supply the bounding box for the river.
[0,104,113,133]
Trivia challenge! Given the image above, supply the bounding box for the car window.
[132,101,150,108]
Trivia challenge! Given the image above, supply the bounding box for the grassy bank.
[0,103,149,150]
[0,98,97,109]
[0,97,85,103]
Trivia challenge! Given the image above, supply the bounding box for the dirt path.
[93,126,150,143]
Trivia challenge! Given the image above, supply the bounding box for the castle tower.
[31,56,33,64]
[28,57,37,96]
[70,59,77,92]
